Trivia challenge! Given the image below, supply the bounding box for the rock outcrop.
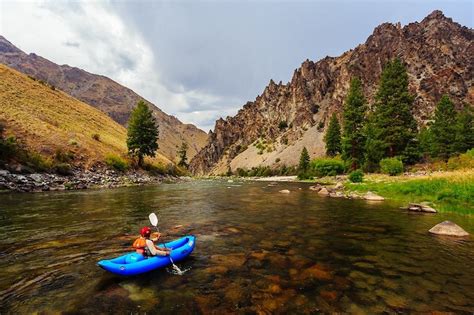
[190,11,473,175]
[0,37,208,161]
[429,221,469,237]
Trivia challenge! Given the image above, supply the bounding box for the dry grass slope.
[0,64,170,167]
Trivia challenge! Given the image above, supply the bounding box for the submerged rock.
[279,189,290,194]
[429,221,469,237]
[363,191,385,201]
[407,203,437,213]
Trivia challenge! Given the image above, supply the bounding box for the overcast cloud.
[0,0,472,131]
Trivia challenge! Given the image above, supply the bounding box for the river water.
[0,180,473,313]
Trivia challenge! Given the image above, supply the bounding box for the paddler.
[133,226,171,257]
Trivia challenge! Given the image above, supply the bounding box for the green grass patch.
[347,174,474,215]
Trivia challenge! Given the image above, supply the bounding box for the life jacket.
[133,237,148,256]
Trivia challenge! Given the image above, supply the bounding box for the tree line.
[322,58,473,172]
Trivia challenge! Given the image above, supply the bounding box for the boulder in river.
[407,203,437,213]
[279,189,290,194]
[429,221,469,237]
[363,191,385,201]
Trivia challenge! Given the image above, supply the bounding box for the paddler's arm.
[145,239,169,256]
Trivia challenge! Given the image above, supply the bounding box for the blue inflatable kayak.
[98,235,196,276]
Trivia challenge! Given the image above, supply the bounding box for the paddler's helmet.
[140,226,152,237]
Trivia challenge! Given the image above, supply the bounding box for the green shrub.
[380,157,404,176]
[0,136,18,162]
[24,151,52,172]
[91,133,101,141]
[348,169,364,183]
[317,121,324,130]
[278,121,288,130]
[54,149,74,163]
[297,171,313,180]
[105,154,129,171]
[447,149,474,170]
[55,163,72,175]
[236,168,248,177]
[310,157,345,177]
[68,139,78,146]
[143,162,166,175]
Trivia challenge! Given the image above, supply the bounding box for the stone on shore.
[407,202,437,213]
[279,189,290,194]
[363,191,385,201]
[429,221,469,237]
[309,185,321,191]
[334,182,344,189]
[318,187,330,196]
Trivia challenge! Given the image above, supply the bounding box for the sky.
[0,1,473,132]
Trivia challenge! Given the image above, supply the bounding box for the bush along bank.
[0,166,178,193]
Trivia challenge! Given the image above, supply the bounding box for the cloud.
[63,41,80,48]
[1,0,473,132]
[0,0,229,130]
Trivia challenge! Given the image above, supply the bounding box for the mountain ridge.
[190,10,473,175]
[0,36,208,162]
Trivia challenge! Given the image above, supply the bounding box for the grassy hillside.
[0,64,170,168]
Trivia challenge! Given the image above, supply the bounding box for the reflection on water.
[0,180,473,313]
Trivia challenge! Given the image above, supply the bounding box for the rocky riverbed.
[0,168,175,193]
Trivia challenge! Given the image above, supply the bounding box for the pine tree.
[127,100,159,167]
[430,95,457,159]
[324,113,342,156]
[372,58,417,159]
[453,105,474,154]
[363,115,385,172]
[298,147,310,172]
[342,78,367,170]
[418,126,433,159]
[177,142,189,168]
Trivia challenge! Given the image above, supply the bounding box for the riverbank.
[0,167,177,193]
[345,170,474,215]
[234,170,474,215]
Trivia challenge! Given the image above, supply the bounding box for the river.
[1,180,473,313]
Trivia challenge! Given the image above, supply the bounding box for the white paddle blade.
[149,213,158,227]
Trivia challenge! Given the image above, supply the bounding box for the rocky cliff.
[190,10,473,175]
[0,37,208,161]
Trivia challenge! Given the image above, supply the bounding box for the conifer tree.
[127,100,159,167]
[454,105,474,154]
[324,113,342,156]
[342,78,367,170]
[177,142,189,168]
[430,95,457,159]
[298,147,310,172]
[363,115,385,172]
[372,58,417,159]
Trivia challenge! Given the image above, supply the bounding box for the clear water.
[0,180,473,313]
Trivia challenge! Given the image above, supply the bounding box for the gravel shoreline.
[0,168,176,193]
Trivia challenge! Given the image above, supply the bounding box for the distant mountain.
[190,10,473,175]
[0,63,171,167]
[0,36,208,161]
